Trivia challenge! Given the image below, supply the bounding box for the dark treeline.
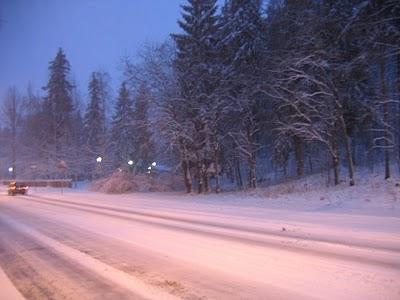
[1,0,399,193]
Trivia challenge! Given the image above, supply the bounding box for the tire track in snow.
[0,205,245,300]
[0,218,143,300]
[0,215,182,300]
[24,194,400,252]
[17,195,400,271]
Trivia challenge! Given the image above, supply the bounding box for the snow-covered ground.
[0,266,24,300]
[0,169,399,299]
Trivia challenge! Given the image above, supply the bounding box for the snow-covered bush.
[91,171,136,194]
[91,171,183,194]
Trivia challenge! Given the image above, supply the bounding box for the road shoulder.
[0,266,25,300]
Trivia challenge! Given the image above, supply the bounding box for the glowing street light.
[128,160,134,166]
[96,156,102,163]
[147,166,152,170]
[8,167,13,173]
[151,162,157,167]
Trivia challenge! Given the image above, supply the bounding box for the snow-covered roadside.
[0,186,26,300]
[0,266,25,300]
[30,168,399,217]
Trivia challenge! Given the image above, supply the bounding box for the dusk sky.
[0,0,191,103]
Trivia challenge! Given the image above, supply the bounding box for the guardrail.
[2,180,73,188]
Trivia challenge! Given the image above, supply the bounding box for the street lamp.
[128,160,133,166]
[8,167,13,173]
[94,157,103,180]
[151,162,157,167]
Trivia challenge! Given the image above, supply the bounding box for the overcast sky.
[0,0,189,103]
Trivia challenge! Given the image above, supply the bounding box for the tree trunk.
[351,135,357,167]
[228,166,235,183]
[214,145,221,193]
[181,146,192,193]
[11,131,16,180]
[365,116,375,172]
[379,56,391,179]
[339,115,355,186]
[331,127,340,186]
[283,163,287,178]
[397,52,400,175]
[247,127,257,189]
[196,153,204,194]
[203,164,211,193]
[332,153,339,186]
[328,80,355,186]
[308,153,313,173]
[182,160,192,193]
[293,135,304,177]
[248,157,257,189]
[234,152,243,190]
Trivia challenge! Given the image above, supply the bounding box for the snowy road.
[0,190,399,300]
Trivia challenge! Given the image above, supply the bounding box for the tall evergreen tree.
[131,85,155,173]
[172,0,220,193]
[1,87,22,179]
[42,48,75,166]
[110,82,135,168]
[84,72,107,177]
[95,71,112,124]
[218,0,264,188]
[84,72,106,157]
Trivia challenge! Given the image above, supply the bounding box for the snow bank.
[31,166,399,217]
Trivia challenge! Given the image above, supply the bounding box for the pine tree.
[84,73,106,156]
[110,82,135,168]
[84,72,107,177]
[131,85,155,173]
[172,0,220,193]
[173,0,219,103]
[42,48,75,166]
[218,0,264,188]
[2,87,22,179]
[218,0,263,73]
[95,71,112,124]
[61,109,85,181]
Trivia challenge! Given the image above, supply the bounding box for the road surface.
[0,190,399,300]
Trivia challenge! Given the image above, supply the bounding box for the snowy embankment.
[34,166,400,217]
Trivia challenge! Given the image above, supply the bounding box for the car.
[8,181,28,196]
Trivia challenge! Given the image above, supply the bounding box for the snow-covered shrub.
[91,171,137,194]
[91,171,184,194]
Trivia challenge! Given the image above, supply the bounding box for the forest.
[1,0,399,193]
